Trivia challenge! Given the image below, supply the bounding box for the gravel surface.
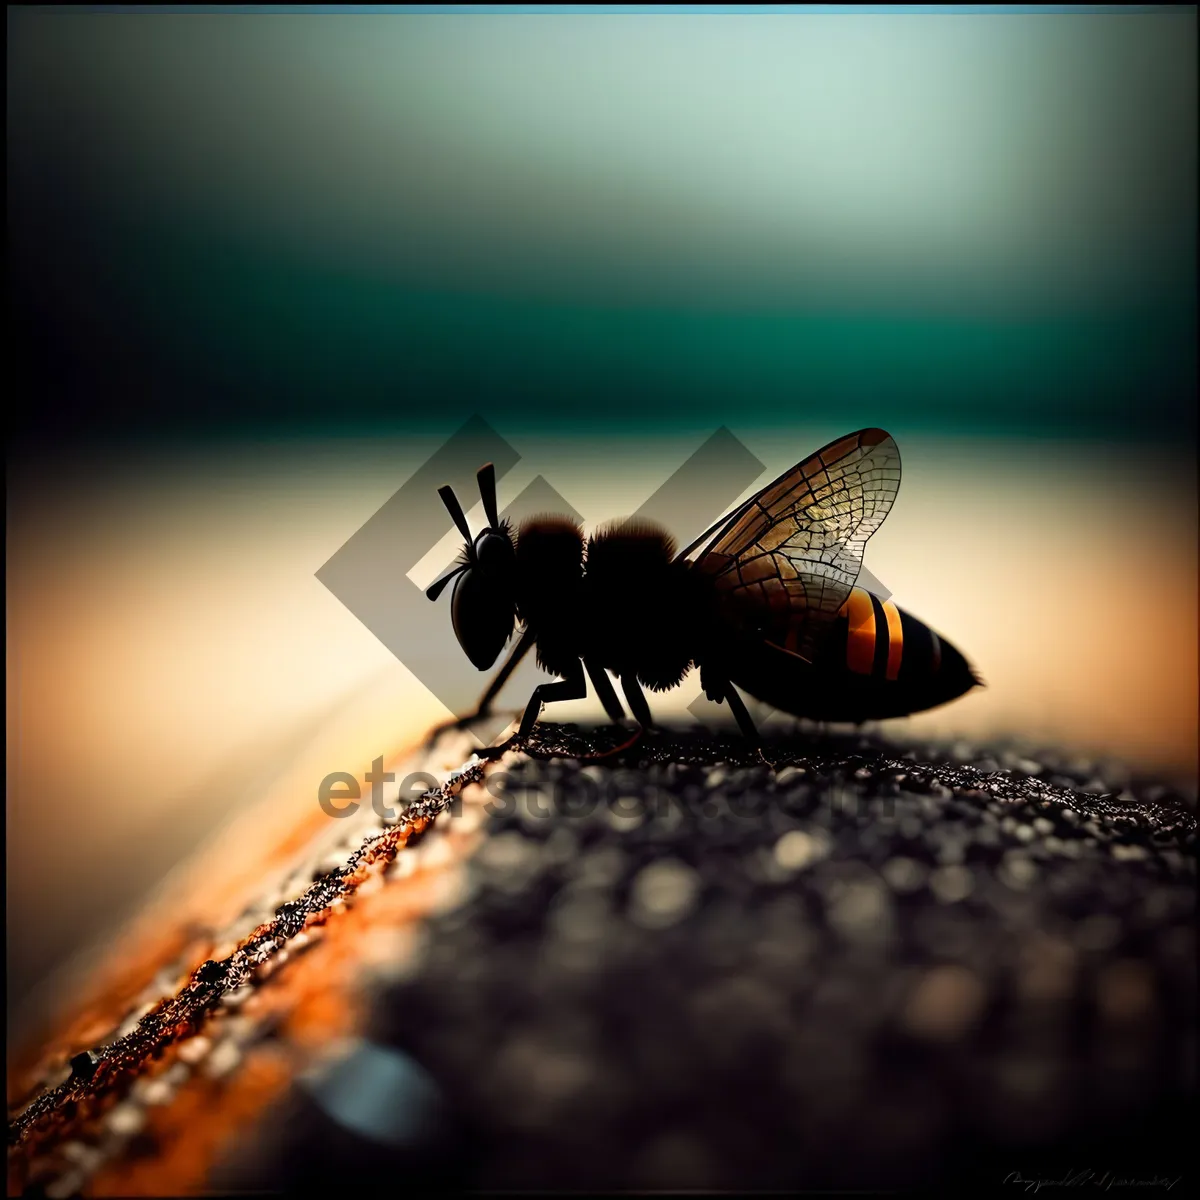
[215,723,1197,1194]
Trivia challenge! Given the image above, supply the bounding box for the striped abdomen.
[836,586,943,685]
[728,585,979,722]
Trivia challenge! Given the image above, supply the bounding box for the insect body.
[426,430,980,747]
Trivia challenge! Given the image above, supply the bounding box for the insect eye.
[475,531,513,574]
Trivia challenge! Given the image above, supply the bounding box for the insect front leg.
[470,627,536,719]
[425,629,535,751]
[429,628,536,743]
[514,658,588,740]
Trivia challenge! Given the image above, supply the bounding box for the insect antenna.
[477,462,501,530]
[438,484,474,544]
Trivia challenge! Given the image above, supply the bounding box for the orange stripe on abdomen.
[844,587,876,675]
[881,599,904,680]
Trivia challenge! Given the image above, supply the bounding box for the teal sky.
[7,7,1196,442]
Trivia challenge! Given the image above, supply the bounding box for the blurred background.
[7,7,1197,1043]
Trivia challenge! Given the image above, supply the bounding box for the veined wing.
[689,428,900,662]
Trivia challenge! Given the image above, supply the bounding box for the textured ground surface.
[223,724,1196,1194]
[8,722,1196,1195]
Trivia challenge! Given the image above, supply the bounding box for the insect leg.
[584,660,626,724]
[472,627,536,719]
[516,659,587,740]
[618,673,655,730]
[431,628,536,744]
[715,679,761,746]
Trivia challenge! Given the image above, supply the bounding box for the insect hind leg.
[708,677,761,747]
[718,683,779,768]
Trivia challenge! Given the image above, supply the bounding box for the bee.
[426,429,981,750]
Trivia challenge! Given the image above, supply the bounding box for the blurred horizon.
[8,7,1196,448]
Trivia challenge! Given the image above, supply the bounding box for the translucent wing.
[688,428,901,662]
